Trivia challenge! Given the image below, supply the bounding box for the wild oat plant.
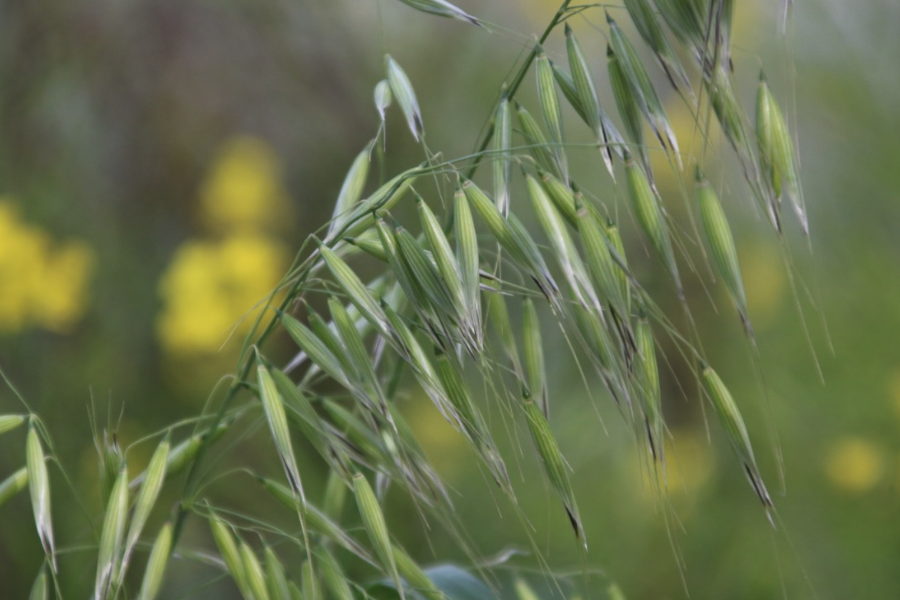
[1,0,811,598]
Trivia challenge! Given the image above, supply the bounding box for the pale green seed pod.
[572,303,617,375]
[240,541,271,600]
[418,196,466,315]
[322,469,347,522]
[607,14,681,169]
[635,317,662,461]
[707,67,767,224]
[522,400,585,548]
[493,87,512,216]
[527,174,595,309]
[577,198,627,321]
[265,546,291,600]
[26,421,56,572]
[161,419,231,482]
[464,179,559,303]
[454,189,482,348]
[700,363,772,507]
[622,0,692,95]
[258,477,371,562]
[329,297,387,411]
[653,0,705,54]
[270,369,336,466]
[757,72,805,234]
[514,578,540,600]
[318,546,355,600]
[95,464,129,600]
[485,281,522,379]
[392,543,445,600]
[96,429,124,504]
[539,172,578,227]
[522,299,547,416]
[554,65,628,160]
[288,582,304,600]
[121,434,170,581]
[395,224,459,322]
[535,50,568,181]
[353,473,403,597]
[433,349,508,490]
[625,155,683,299]
[320,245,391,339]
[137,522,173,600]
[0,414,25,436]
[516,102,558,176]
[565,24,614,176]
[258,363,305,502]
[306,304,350,372]
[281,311,353,390]
[374,79,392,125]
[551,62,590,128]
[607,44,648,172]
[329,143,372,238]
[346,235,388,262]
[395,0,479,25]
[605,221,632,317]
[695,168,751,331]
[0,467,28,509]
[209,515,250,598]
[337,170,416,240]
[376,216,430,319]
[386,55,423,142]
[28,566,48,600]
[301,560,320,600]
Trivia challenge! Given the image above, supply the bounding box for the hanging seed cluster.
[0,1,805,597]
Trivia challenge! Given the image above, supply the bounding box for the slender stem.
[463,0,573,181]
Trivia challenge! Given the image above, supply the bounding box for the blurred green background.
[2,0,899,597]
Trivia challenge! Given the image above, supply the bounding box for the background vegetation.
[1,0,899,597]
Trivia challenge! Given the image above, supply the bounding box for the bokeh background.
[1,0,899,597]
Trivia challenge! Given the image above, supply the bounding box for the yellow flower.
[825,437,884,493]
[32,240,94,333]
[157,233,289,355]
[0,199,94,333]
[198,136,291,233]
[661,428,716,495]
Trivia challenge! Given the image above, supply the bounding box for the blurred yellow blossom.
[157,233,289,355]
[0,198,94,333]
[739,243,785,323]
[662,428,716,495]
[158,135,293,357]
[825,437,884,493]
[199,136,292,232]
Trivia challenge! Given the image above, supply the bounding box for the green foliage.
[0,0,815,598]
